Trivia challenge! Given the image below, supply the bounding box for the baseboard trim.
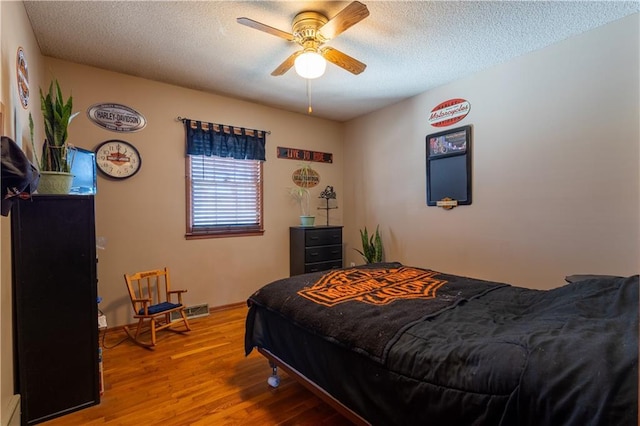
[209,301,246,314]
[103,302,248,333]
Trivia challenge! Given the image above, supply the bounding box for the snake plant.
[355,225,383,264]
[38,79,79,172]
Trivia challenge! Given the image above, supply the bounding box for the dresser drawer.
[304,228,342,247]
[304,260,343,274]
[290,226,343,277]
[305,244,342,263]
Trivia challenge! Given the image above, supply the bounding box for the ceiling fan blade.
[319,1,370,40]
[271,51,303,76]
[237,17,294,41]
[321,47,366,75]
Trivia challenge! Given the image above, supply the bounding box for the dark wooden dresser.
[290,226,343,276]
[11,195,100,425]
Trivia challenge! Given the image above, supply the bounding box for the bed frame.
[258,348,369,425]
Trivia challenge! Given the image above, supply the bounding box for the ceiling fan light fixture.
[294,50,326,79]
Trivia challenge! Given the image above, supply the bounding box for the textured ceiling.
[23,1,639,122]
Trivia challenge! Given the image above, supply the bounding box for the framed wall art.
[425,125,472,209]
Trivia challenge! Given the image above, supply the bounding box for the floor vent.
[171,303,209,321]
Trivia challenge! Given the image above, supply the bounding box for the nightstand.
[289,226,343,276]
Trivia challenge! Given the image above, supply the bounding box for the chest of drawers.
[289,226,343,276]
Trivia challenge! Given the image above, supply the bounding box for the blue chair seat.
[139,302,182,315]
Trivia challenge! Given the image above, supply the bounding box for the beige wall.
[1,3,343,419]
[42,58,344,328]
[343,14,639,289]
[2,3,638,423]
[1,2,46,424]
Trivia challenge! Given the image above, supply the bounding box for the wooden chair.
[123,267,191,348]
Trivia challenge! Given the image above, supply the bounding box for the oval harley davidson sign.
[428,98,470,127]
[87,103,147,133]
[292,167,320,188]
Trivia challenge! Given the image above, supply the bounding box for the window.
[186,155,263,238]
[182,118,266,238]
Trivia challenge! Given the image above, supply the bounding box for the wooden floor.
[42,304,352,426]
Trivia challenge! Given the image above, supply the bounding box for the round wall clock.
[94,139,142,179]
[16,47,29,109]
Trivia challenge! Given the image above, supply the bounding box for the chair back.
[122,266,190,348]
[124,267,172,314]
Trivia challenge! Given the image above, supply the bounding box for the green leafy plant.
[355,225,383,264]
[288,163,316,217]
[289,186,311,216]
[28,112,38,166]
[37,79,79,172]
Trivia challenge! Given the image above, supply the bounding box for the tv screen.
[68,147,97,194]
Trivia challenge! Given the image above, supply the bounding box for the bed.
[244,262,638,425]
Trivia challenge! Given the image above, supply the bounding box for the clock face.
[94,140,141,179]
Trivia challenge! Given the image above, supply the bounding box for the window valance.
[182,118,267,161]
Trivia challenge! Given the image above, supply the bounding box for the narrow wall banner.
[277,146,333,163]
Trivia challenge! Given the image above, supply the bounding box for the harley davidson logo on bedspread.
[248,263,508,363]
[298,267,447,306]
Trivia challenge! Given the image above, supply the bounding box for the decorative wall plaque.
[277,146,332,163]
[87,103,147,132]
[292,167,320,188]
[16,47,29,109]
[426,125,472,209]
[428,98,470,128]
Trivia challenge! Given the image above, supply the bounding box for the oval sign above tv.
[428,98,470,128]
[87,103,147,133]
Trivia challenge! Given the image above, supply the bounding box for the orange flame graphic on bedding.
[298,267,447,306]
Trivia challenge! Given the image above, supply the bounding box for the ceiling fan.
[237,1,370,79]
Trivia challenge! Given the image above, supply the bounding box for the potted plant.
[289,163,317,226]
[354,225,383,263]
[30,79,79,194]
[289,186,315,226]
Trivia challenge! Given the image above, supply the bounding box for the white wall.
[343,14,639,289]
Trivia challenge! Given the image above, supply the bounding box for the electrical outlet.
[350,262,356,267]
[98,314,107,329]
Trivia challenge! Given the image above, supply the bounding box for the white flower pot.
[300,216,315,227]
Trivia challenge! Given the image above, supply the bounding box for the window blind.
[189,155,262,232]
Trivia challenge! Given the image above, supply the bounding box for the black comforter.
[245,264,638,425]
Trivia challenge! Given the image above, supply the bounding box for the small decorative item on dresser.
[289,163,319,226]
[29,79,80,194]
[289,186,315,226]
[318,185,337,226]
